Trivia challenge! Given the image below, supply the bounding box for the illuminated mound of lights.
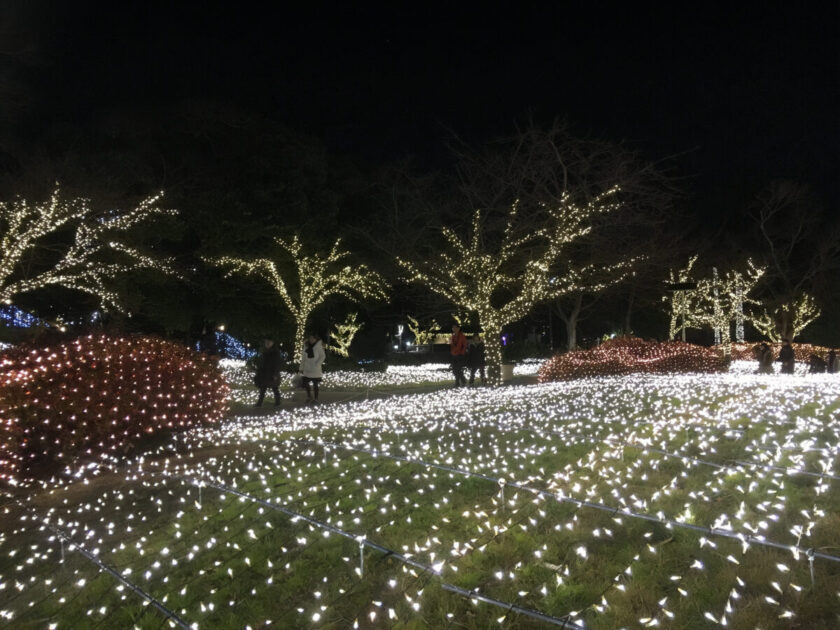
[730,342,833,363]
[0,335,229,481]
[538,337,724,382]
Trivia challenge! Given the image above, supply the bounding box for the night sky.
[11,2,840,211]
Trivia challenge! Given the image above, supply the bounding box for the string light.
[538,337,724,381]
[325,313,362,358]
[0,305,42,328]
[751,293,821,342]
[664,255,699,341]
[0,186,177,311]
[194,331,256,360]
[2,370,837,627]
[398,189,633,384]
[665,259,765,356]
[406,315,439,346]
[0,334,228,480]
[209,236,388,363]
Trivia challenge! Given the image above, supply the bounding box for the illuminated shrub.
[0,335,229,480]
[538,337,725,382]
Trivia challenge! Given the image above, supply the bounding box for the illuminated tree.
[692,260,765,356]
[406,315,439,346]
[399,189,631,384]
[326,312,363,358]
[664,255,700,341]
[211,235,388,363]
[750,293,820,342]
[452,119,680,352]
[0,186,176,311]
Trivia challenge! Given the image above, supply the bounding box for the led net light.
[0,335,229,480]
[1,371,838,628]
[538,337,725,382]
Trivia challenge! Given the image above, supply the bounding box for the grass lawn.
[2,372,839,629]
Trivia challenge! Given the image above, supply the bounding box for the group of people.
[449,323,486,386]
[755,341,839,374]
[253,334,325,407]
[254,322,487,407]
[255,332,840,406]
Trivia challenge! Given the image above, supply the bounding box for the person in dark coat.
[778,340,795,374]
[809,353,827,373]
[828,349,838,374]
[756,342,774,374]
[449,324,468,387]
[199,326,220,356]
[468,334,486,386]
[254,339,282,406]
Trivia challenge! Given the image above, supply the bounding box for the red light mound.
[538,337,725,383]
[0,335,229,481]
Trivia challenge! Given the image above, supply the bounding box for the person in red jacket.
[450,323,468,387]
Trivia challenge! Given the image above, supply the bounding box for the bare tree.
[750,181,840,340]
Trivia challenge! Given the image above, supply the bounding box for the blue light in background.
[0,305,42,328]
[195,331,257,360]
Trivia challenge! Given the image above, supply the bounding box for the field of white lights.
[2,372,840,629]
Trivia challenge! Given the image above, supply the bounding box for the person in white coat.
[300,334,326,403]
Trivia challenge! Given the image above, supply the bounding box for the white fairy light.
[0,186,177,310]
[751,293,821,342]
[667,259,765,356]
[209,236,387,363]
[398,189,634,384]
[325,313,363,358]
[2,370,838,627]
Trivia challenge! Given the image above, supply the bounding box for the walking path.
[228,375,540,416]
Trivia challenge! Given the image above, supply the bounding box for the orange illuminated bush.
[0,335,229,481]
[538,336,725,382]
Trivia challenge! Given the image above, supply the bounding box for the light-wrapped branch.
[0,186,177,311]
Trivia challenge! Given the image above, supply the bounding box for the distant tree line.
[1,100,838,358]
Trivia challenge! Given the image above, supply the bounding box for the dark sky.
[17,2,840,209]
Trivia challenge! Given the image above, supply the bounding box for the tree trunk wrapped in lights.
[692,260,765,357]
[0,186,176,310]
[210,236,388,363]
[664,255,700,341]
[750,293,820,342]
[326,312,363,357]
[399,189,633,384]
